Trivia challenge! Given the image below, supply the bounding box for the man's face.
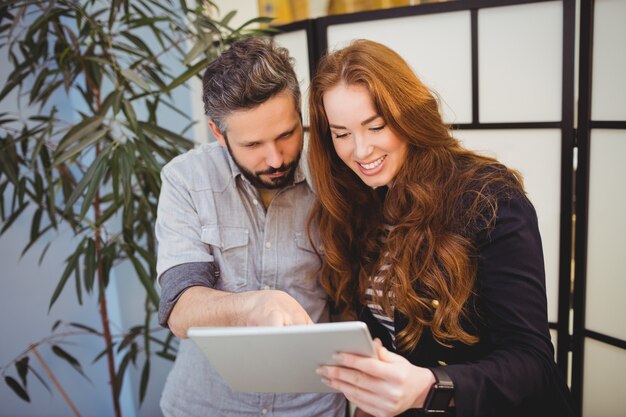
[210,90,303,189]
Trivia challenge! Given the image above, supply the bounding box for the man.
[155,37,346,417]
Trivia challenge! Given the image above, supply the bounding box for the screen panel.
[582,338,626,417]
[455,129,562,322]
[591,0,626,121]
[326,11,472,125]
[478,1,563,123]
[274,29,311,127]
[585,129,626,341]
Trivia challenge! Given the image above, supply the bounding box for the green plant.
[0,1,273,416]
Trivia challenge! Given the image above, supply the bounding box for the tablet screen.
[188,321,376,392]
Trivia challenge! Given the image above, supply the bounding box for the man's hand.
[168,287,312,338]
[241,289,313,326]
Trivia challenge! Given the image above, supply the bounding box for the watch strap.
[430,367,454,387]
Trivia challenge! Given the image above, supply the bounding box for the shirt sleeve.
[157,262,219,327]
[443,191,558,416]
[155,162,218,328]
[155,163,215,280]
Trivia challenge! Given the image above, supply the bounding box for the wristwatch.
[422,367,455,414]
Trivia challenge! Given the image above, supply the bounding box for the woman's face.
[323,83,408,188]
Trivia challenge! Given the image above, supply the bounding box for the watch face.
[429,389,453,409]
[425,385,454,411]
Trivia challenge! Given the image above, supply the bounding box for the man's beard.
[226,142,301,190]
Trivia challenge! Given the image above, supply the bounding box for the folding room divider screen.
[573,1,626,416]
[274,1,625,415]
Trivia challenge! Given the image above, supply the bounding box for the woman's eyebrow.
[329,114,380,130]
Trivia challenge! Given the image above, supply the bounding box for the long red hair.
[307,40,524,351]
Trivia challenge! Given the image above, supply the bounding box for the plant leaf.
[117,326,142,353]
[139,359,150,405]
[27,365,52,394]
[64,150,108,215]
[138,122,193,149]
[55,128,109,165]
[234,16,275,32]
[38,241,52,266]
[0,181,7,221]
[29,208,42,245]
[120,31,153,56]
[122,99,139,132]
[78,153,109,219]
[163,59,206,92]
[48,248,81,311]
[69,322,101,335]
[0,137,20,185]
[21,221,54,259]
[83,238,96,293]
[0,203,29,237]
[155,351,176,361]
[92,342,117,364]
[121,68,150,92]
[74,260,82,306]
[51,345,91,382]
[0,70,28,102]
[15,356,29,387]
[183,37,209,66]
[114,351,133,399]
[55,116,104,156]
[220,10,237,27]
[4,376,30,402]
[129,255,159,308]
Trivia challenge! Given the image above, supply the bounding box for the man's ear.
[208,120,227,148]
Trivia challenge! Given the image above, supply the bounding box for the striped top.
[365,224,396,345]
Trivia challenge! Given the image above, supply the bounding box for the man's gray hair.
[202,36,301,134]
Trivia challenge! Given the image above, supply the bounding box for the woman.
[308,40,575,417]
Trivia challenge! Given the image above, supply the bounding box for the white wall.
[0,212,116,417]
[0,209,173,417]
[213,0,259,29]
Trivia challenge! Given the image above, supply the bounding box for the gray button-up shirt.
[156,142,345,417]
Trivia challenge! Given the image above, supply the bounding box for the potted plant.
[0,1,273,416]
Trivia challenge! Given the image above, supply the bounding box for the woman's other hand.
[318,339,436,417]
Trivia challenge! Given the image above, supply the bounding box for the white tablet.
[188,321,376,393]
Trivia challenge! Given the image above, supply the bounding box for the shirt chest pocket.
[201,225,249,290]
[292,232,324,292]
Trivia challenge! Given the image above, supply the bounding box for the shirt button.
[261,409,268,415]
[265,241,271,249]
[263,285,270,290]
[437,360,448,366]
[253,199,259,205]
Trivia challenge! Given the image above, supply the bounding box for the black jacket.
[358,191,575,417]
